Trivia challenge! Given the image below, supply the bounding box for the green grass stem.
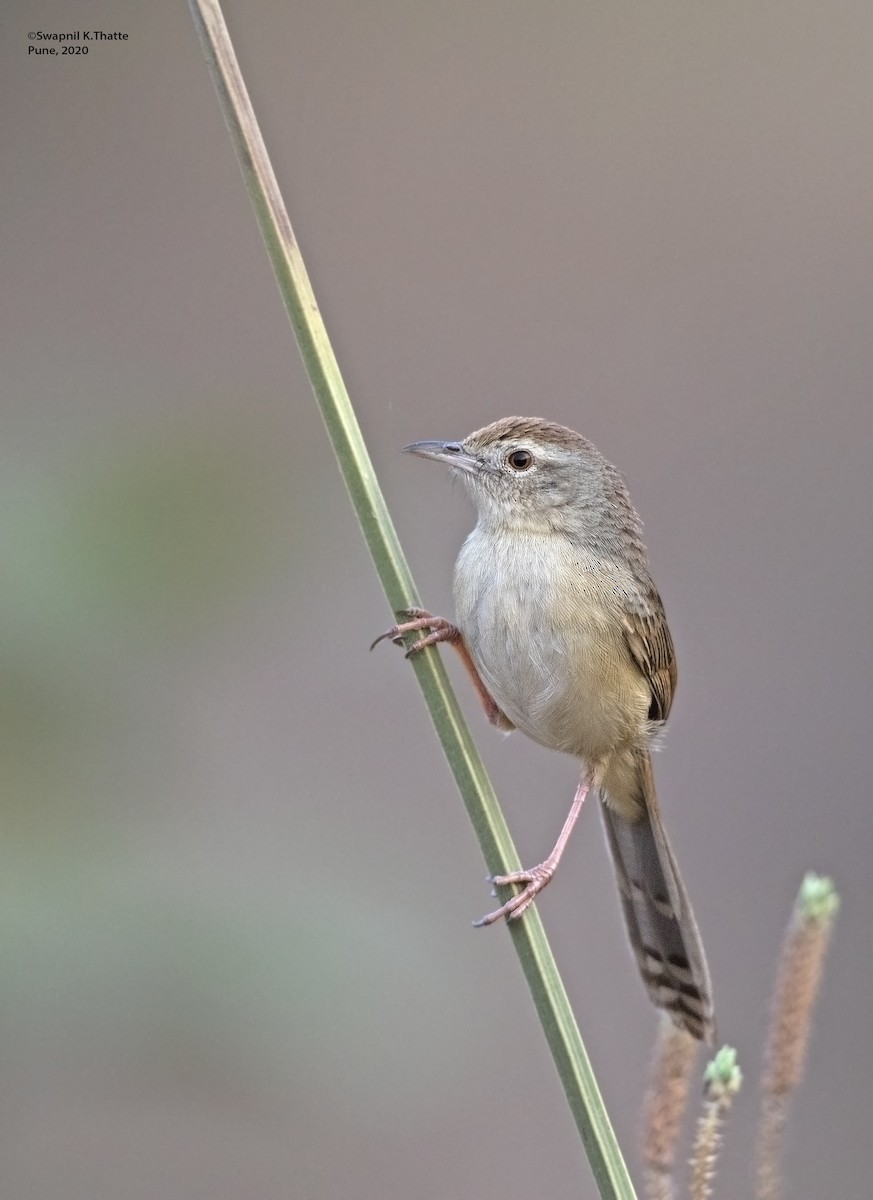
[188,4,637,1196]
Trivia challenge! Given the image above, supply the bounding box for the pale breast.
[454,527,651,761]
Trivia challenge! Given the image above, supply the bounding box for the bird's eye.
[507,449,533,471]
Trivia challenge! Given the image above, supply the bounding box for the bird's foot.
[473,860,558,927]
[370,608,460,657]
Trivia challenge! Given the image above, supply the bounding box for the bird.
[372,417,715,1043]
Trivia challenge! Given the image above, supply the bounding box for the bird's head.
[404,416,625,538]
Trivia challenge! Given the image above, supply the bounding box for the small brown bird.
[373,417,715,1042]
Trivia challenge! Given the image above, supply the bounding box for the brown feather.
[601,755,716,1044]
[623,595,677,723]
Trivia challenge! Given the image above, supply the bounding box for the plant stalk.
[188,4,637,1196]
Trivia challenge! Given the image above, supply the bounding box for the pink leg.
[473,774,591,926]
[371,608,511,729]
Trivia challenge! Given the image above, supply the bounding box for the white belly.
[454,527,650,761]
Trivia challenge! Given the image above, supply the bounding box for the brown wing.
[623,593,677,723]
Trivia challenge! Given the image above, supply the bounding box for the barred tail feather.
[600,762,715,1044]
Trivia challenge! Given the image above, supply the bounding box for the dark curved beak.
[402,440,481,475]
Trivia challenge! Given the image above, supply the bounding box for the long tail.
[600,757,716,1043]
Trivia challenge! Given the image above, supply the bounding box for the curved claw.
[369,628,404,652]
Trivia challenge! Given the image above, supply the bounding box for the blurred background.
[2,1,871,1196]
